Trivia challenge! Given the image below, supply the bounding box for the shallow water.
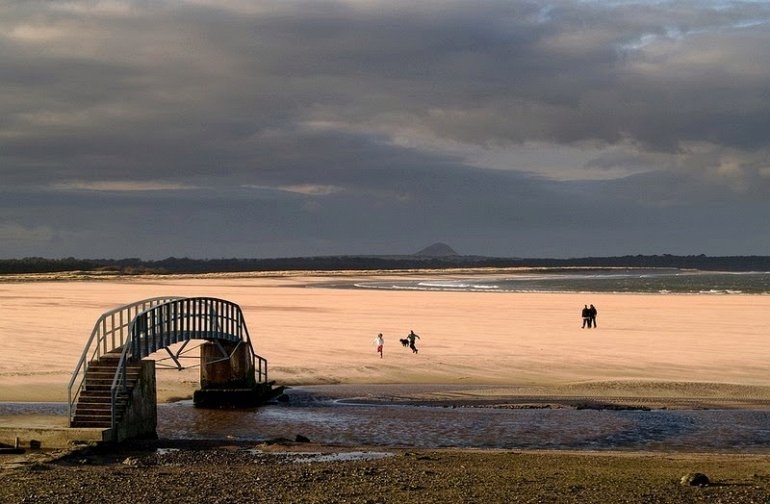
[5,386,770,453]
[156,387,770,453]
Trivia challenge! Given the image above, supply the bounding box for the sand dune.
[1,271,770,406]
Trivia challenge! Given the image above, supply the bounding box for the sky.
[2,0,770,260]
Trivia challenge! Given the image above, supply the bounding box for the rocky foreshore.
[4,439,770,503]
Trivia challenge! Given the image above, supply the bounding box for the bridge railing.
[67,296,183,424]
[109,297,268,430]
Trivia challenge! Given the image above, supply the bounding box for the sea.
[345,268,770,295]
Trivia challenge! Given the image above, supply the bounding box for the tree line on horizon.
[1,254,770,275]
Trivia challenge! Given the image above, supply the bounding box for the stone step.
[86,360,141,368]
[81,385,135,394]
[85,365,141,372]
[73,413,117,423]
[70,418,113,428]
[74,401,125,412]
[85,376,139,387]
[72,409,121,421]
[85,369,141,377]
[72,407,124,420]
[71,352,143,430]
[78,389,130,402]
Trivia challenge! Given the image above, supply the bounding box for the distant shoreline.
[1,264,767,284]
[3,254,770,276]
[0,265,677,283]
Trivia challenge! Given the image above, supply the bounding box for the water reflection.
[4,390,770,453]
[155,389,770,453]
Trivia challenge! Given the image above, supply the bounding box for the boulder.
[680,472,710,486]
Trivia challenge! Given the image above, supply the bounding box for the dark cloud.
[1,0,770,258]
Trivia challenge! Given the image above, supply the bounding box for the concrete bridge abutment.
[194,342,277,408]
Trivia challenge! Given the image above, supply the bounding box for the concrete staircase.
[70,352,142,428]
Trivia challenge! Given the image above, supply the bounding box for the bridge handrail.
[108,297,268,430]
[67,296,184,423]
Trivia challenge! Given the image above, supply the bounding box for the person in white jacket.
[373,333,384,358]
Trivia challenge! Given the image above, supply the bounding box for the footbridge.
[67,296,276,442]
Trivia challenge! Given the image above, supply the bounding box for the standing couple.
[581,304,598,328]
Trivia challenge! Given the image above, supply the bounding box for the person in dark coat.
[581,305,591,328]
[406,330,420,353]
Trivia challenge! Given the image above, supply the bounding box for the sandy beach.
[2,270,770,405]
[4,270,770,503]
[2,270,770,406]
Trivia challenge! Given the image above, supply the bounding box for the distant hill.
[414,243,459,257]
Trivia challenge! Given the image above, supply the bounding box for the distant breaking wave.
[343,269,770,294]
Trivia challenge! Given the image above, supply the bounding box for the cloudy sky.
[2,0,770,259]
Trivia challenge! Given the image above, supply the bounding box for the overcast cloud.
[2,0,769,259]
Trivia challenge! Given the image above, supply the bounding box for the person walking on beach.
[581,305,591,328]
[589,304,598,328]
[374,333,384,358]
[406,330,420,353]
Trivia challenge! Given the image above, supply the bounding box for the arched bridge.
[67,297,271,437]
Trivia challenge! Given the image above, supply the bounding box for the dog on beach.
[399,338,409,347]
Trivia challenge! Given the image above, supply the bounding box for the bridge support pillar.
[199,341,255,389]
[194,342,276,408]
[113,360,158,442]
